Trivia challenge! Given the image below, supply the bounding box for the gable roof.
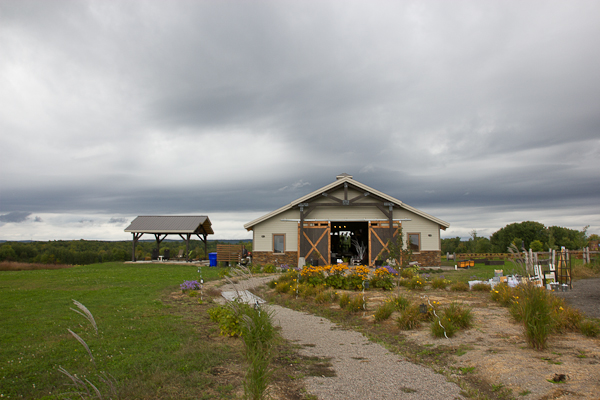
[244,175,449,230]
[125,216,214,235]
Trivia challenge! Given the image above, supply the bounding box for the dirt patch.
[366,289,600,400]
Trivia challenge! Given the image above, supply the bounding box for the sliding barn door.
[299,221,330,265]
[368,221,401,265]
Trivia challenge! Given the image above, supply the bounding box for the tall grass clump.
[520,283,554,350]
[396,304,423,330]
[240,305,276,400]
[373,301,395,322]
[579,319,600,337]
[59,300,119,399]
[388,294,410,311]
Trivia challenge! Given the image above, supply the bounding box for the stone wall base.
[411,251,441,267]
[251,250,440,267]
[252,251,298,267]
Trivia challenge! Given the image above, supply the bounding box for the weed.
[471,282,491,292]
[450,281,469,292]
[519,389,531,396]
[579,319,600,337]
[460,366,475,374]
[373,301,395,322]
[388,294,410,311]
[347,294,366,312]
[339,293,351,309]
[396,304,422,330]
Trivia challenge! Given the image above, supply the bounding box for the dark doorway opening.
[330,221,369,264]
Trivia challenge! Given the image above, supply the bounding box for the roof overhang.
[244,176,449,230]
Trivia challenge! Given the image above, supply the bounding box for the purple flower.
[180,280,200,291]
[383,265,398,275]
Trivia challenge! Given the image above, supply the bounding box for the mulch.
[553,277,600,319]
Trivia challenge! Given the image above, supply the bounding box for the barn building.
[244,174,449,267]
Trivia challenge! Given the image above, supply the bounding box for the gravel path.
[272,305,464,400]
[219,276,464,400]
[553,277,600,318]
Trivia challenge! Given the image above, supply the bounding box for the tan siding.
[393,209,440,251]
[309,206,387,221]
[252,209,300,252]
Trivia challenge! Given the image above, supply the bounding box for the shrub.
[443,302,473,329]
[396,304,423,330]
[300,265,326,286]
[406,275,426,290]
[400,268,414,279]
[208,303,250,337]
[325,273,347,289]
[315,289,338,304]
[450,281,469,292]
[263,264,276,273]
[579,319,600,337]
[490,283,514,306]
[430,315,458,338]
[373,301,395,322]
[339,293,351,309]
[431,277,449,290]
[388,294,410,311]
[347,294,366,312]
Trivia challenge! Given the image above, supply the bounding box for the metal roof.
[124,216,214,235]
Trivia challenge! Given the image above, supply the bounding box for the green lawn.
[0,263,236,399]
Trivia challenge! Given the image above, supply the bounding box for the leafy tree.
[490,221,547,252]
[529,240,544,252]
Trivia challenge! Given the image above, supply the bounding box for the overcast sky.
[1,0,599,242]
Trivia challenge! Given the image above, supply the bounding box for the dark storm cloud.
[1,0,599,240]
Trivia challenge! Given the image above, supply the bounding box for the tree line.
[442,222,596,254]
[0,239,250,265]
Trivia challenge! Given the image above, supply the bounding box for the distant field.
[0,262,234,399]
[0,261,76,271]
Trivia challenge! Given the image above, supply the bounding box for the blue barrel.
[209,252,217,267]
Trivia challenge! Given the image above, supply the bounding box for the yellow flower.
[559,306,564,311]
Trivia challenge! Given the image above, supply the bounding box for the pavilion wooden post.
[132,232,143,262]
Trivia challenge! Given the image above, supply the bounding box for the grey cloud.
[0,212,31,223]
[1,1,599,239]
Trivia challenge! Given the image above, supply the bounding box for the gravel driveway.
[219,276,464,399]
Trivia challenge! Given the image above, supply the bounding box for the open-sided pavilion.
[124,216,214,262]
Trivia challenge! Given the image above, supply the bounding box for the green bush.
[431,277,449,289]
[339,293,351,309]
[388,294,410,311]
[406,275,426,290]
[443,302,473,329]
[325,273,347,289]
[208,303,252,337]
[263,264,276,273]
[370,276,394,291]
[430,315,458,338]
[490,283,514,306]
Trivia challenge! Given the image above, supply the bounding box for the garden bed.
[261,278,600,399]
